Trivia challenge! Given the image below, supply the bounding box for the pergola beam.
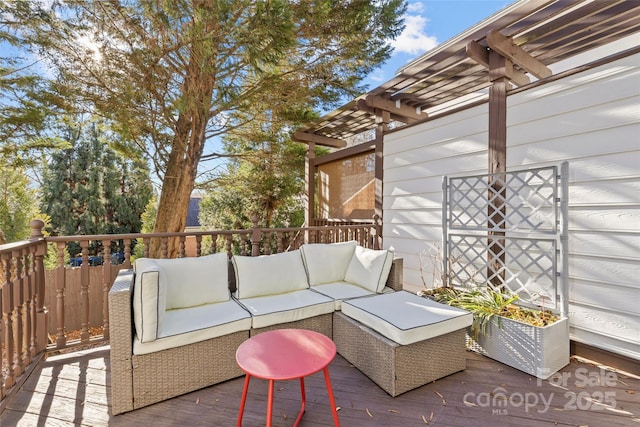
[466,40,531,87]
[355,99,418,124]
[292,131,346,148]
[364,94,428,122]
[485,29,552,80]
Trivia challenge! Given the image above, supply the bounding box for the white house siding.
[382,52,640,360]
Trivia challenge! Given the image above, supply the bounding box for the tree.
[200,113,329,230]
[20,0,405,256]
[0,1,69,167]
[0,161,40,243]
[40,121,153,256]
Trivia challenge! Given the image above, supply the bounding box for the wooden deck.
[1,345,639,426]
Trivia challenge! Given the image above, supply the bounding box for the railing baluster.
[251,217,261,256]
[55,242,66,349]
[265,232,272,255]
[225,235,233,257]
[2,253,15,389]
[210,234,218,254]
[142,237,150,258]
[31,221,46,354]
[80,241,90,343]
[276,232,283,254]
[27,247,36,358]
[124,238,132,268]
[160,237,168,258]
[178,236,186,257]
[195,235,202,256]
[102,239,111,340]
[12,249,25,376]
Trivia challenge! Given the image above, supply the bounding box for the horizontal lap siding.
[383,52,640,360]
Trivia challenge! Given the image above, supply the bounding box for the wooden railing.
[0,218,381,403]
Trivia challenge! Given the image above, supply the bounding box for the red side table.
[235,329,340,426]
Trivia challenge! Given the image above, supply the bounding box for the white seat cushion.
[235,289,335,329]
[233,250,308,299]
[153,253,231,309]
[301,241,357,286]
[133,299,251,355]
[132,254,231,343]
[341,291,473,345]
[310,282,395,310]
[344,246,394,293]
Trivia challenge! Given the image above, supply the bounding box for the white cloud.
[368,68,386,83]
[391,2,438,56]
[406,2,424,14]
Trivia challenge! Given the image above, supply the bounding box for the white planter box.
[467,316,570,379]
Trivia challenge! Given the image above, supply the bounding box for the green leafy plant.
[419,286,559,340]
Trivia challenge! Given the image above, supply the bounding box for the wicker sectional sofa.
[109,241,471,415]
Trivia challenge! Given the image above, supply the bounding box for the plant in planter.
[417,246,569,379]
[419,285,559,340]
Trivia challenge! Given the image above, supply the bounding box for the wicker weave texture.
[250,313,333,338]
[131,330,248,409]
[386,258,403,291]
[109,256,406,414]
[333,312,467,397]
[109,270,250,414]
[109,271,136,415]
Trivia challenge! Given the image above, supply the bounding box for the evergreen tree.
[41,122,152,256]
[0,1,68,167]
[0,161,40,243]
[200,123,323,230]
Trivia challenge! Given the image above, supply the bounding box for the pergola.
[293,0,640,226]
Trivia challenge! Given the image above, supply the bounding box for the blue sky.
[363,0,511,89]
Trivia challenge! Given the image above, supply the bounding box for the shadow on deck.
[1,345,639,426]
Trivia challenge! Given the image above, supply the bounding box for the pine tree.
[41,122,153,256]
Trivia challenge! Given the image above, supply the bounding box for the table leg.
[323,367,340,426]
[237,374,251,427]
[293,377,306,426]
[266,379,275,427]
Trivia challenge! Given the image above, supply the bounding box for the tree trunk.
[150,9,216,258]
[151,143,198,258]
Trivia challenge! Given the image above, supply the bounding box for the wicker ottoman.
[334,291,473,397]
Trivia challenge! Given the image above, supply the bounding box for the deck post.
[374,109,389,250]
[251,216,261,256]
[305,141,316,244]
[29,220,48,354]
[487,50,508,286]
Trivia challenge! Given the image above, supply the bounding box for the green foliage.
[40,121,153,256]
[0,162,40,243]
[422,286,559,340]
[0,1,69,168]
[14,0,406,242]
[132,194,158,260]
[200,126,316,230]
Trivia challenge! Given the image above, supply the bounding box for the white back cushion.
[154,253,230,309]
[344,246,394,293]
[300,241,357,286]
[133,258,166,343]
[233,250,308,299]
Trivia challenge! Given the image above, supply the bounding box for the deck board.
[1,345,638,426]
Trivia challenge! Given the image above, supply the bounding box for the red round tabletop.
[236,329,336,380]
